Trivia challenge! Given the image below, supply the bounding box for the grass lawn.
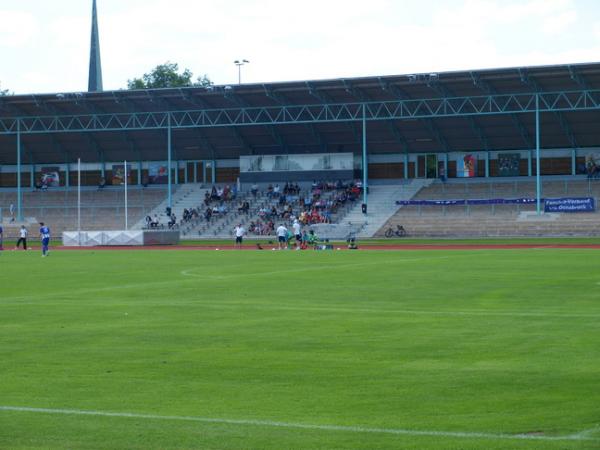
[1,248,599,449]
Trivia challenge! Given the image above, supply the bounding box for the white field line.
[180,256,453,279]
[0,406,597,443]
[4,290,599,319]
[568,425,600,439]
[2,257,453,303]
[4,255,599,318]
[188,302,600,319]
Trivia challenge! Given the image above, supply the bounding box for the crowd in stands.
[201,185,237,223]
[142,179,362,234]
[247,179,362,236]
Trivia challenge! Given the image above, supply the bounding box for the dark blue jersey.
[40,226,50,240]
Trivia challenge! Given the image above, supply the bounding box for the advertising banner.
[397,198,538,206]
[240,153,354,172]
[111,164,131,185]
[498,153,521,177]
[544,197,595,213]
[457,154,477,177]
[40,167,61,187]
[148,163,168,184]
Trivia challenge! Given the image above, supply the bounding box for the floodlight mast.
[234,59,250,84]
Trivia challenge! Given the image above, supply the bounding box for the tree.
[127,62,212,89]
[0,82,9,96]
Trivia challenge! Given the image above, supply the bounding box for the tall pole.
[234,60,249,85]
[17,119,22,221]
[77,158,81,244]
[124,160,129,230]
[362,104,368,210]
[167,114,172,210]
[535,94,541,215]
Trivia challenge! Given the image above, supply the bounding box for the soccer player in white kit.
[276,224,288,250]
[292,219,302,249]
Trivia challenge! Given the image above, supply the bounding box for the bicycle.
[384,224,407,238]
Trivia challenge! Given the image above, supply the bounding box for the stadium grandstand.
[2,59,600,240]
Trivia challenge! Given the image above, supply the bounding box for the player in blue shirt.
[0,224,3,252]
[39,222,50,257]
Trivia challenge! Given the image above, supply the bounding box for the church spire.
[88,0,103,92]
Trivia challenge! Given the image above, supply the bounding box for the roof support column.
[571,148,576,176]
[193,161,198,184]
[16,119,22,221]
[527,151,532,177]
[30,164,35,189]
[167,113,172,209]
[211,160,216,185]
[404,152,409,179]
[415,156,419,179]
[362,104,368,212]
[444,153,449,179]
[485,151,490,178]
[535,94,541,215]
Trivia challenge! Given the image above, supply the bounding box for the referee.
[15,225,28,250]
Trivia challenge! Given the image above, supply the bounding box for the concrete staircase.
[340,180,433,237]
[133,184,204,228]
[184,191,254,238]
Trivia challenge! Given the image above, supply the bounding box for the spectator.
[168,214,177,229]
[151,214,159,228]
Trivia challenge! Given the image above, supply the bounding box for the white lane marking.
[0,406,596,443]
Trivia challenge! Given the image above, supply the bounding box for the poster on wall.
[112,164,131,185]
[240,153,354,172]
[40,167,61,187]
[148,163,168,184]
[585,152,600,176]
[498,153,521,177]
[457,154,477,178]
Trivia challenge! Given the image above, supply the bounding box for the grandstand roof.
[2,61,600,164]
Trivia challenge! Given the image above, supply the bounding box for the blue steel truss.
[1,89,600,135]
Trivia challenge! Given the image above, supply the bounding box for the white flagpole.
[124,160,128,230]
[77,158,81,245]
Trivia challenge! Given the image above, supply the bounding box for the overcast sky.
[1,0,600,95]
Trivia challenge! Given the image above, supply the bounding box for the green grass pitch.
[1,247,599,449]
